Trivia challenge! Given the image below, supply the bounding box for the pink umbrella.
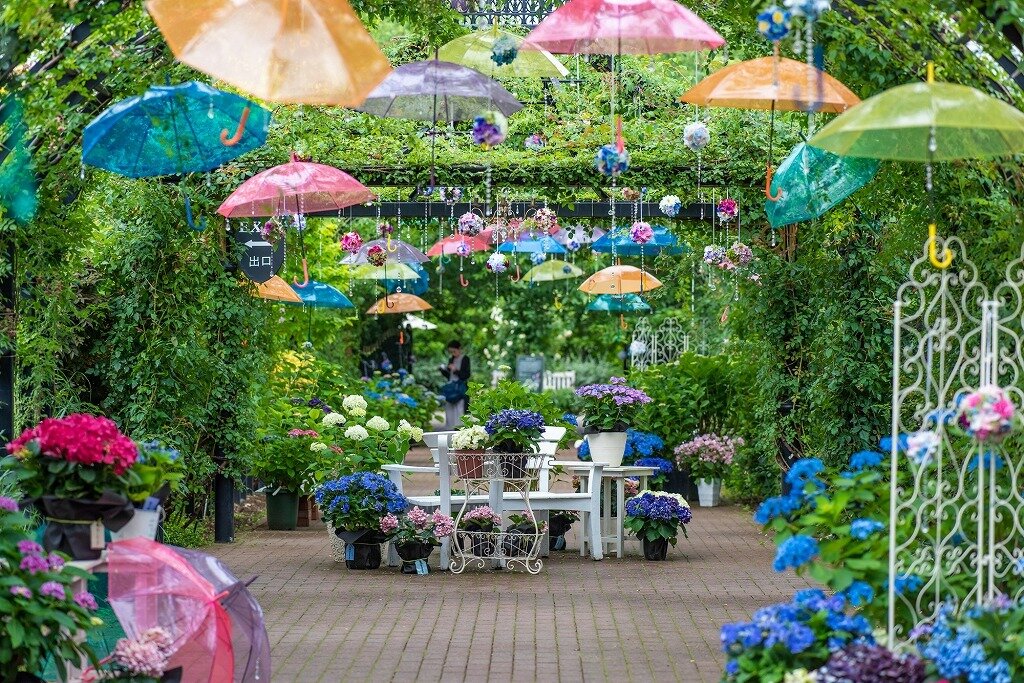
[426,234,491,257]
[217,153,375,218]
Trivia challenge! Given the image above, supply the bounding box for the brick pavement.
[208,451,809,683]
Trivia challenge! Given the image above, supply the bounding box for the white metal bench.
[489,370,577,391]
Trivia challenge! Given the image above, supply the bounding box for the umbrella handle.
[184,195,207,232]
[619,314,627,331]
[293,258,310,288]
[220,106,251,147]
[509,262,522,282]
[928,223,954,269]
[459,273,470,288]
[387,235,398,253]
[764,163,782,201]
[385,292,396,309]
[553,294,562,310]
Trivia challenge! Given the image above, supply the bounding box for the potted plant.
[484,409,545,478]
[252,428,320,530]
[500,511,546,558]
[456,505,503,558]
[380,506,455,574]
[113,440,185,542]
[450,424,490,478]
[623,491,692,561]
[548,511,579,551]
[2,414,138,560]
[0,495,102,682]
[673,434,743,507]
[90,627,183,682]
[316,471,408,570]
[574,378,652,467]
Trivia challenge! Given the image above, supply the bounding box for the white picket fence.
[491,369,576,391]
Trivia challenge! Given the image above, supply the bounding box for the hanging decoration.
[621,187,641,201]
[524,133,546,151]
[472,110,509,149]
[260,218,286,245]
[727,241,754,266]
[486,252,509,273]
[595,142,630,177]
[458,212,485,236]
[533,207,559,234]
[439,187,462,205]
[439,27,567,78]
[784,0,831,19]
[340,231,363,253]
[703,245,727,268]
[367,244,388,267]
[567,239,581,252]
[530,252,546,265]
[756,5,792,42]
[716,198,739,223]
[630,221,654,244]
[455,241,473,258]
[659,195,682,217]
[490,34,520,66]
[377,221,394,237]
[683,121,711,152]
[955,387,1015,443]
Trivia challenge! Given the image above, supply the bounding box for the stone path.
[208,453,808,682]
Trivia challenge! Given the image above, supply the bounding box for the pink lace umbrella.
[106,538,234,683]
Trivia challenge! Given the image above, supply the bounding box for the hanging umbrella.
[106,538,234,682]
[497,235,567,254]
[591,224,690,256]
[438,26,568,78]
[809,62,1024,267]
[405,313,437,330]
[587,293,651,312]
[349,262,421,281]
[385,261,430,296]
[285,280,354,310]
[522,259,584,282]
[145,0,391,107]
[357,60,523,122]
[82,81,270,178]
[343,238,429,264]
[367,293,432,315]
[765,142,880,229]
[579,265,662,294]
[0,96,36,225]
[253,276,302,303]
[427,234,492,256]
[173,546,271,683]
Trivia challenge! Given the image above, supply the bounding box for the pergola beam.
[308,201,716,220]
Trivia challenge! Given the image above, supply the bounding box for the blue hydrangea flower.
[773,535,819,572]
[847,450,883,472]
[843,581,874,607]
[894,573,923,595]
[850,518,885,540]
[633,457,674,474]
[753,494,803,525]
[785,458,826,498]
[879,434,908,452]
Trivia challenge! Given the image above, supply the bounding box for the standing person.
[439,340,471,429]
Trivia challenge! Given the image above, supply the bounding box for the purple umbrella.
[174,547,271,683]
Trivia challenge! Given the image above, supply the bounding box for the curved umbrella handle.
[385,292,396,309]
[184,195,207,232]
[459,273,470,288]
[220,106,251,147]
[619,314,627,331]
[553,294,563,310]
[928,223,954,269]
[509,262,521,282]
[764,163,783,201]
[293,258,310,288]
[387,235,398,253]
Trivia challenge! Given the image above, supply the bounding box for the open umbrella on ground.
[253,276,302,303]
[764,142,879,229]
[439,26,568,78]
[591,224,689,256]
[285,280,354,310]
[586,293,651,312]
[145,0,391,106]
[343,238,429,264]
[808,62,1024,268]
[522,259,583,282]
[579,265,662,295]
[367,293,432,315]
[426,234,491,256]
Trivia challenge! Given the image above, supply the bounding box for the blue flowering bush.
[623,491,692,544]
[484,409,545,452]
[577,429,666,465]
[315,471,408,532]
[360,371,441,428]
[913,598,1024,683]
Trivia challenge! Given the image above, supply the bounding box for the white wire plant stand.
[448,451,544,575]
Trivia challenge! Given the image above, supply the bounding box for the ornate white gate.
[630,318,691,370]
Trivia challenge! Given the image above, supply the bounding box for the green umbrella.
[586,294,651,313]
[522,259,583,283]
[349,262,421,281]
[438,27,569,79]
[765,142,879,229]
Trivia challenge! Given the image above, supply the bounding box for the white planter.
[326,522,345,563]
[110,507,162,542]
[697,478,722,507]
[586,431,627,467]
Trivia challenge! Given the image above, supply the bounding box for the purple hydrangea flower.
[17,540,43,556]
[0,496,18,512]
[39,581,66,600]
[10,586,32,599]
[20,554,50,575]
[47,552,65,570]
[74,591,98,610]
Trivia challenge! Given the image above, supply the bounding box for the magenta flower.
[47,553,65,570]
[17,539,43,556]
[379,513,399,534]
[74,591,98,610]
[39,581,66,600]
[20,554,49,574]
[10,586,32,599]
[0,496,18,512]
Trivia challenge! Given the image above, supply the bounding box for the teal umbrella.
[586,294,651,312]
[765,142,879,229]
[591,224,689,256]
[82,81,270,178]
[497,235,566,254]
[285,280,354,310]
[0,97,37,224]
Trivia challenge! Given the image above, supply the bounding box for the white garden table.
[563,464,658,558]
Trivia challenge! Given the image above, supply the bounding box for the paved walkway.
[208,453,808,682]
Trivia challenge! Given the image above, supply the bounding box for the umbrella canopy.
[107,538,234,682]
[174,546,271,683]
[497,235,567,254]
[0,97,37,224]
[522,0,725,54]
[579,265,662,294]
[82,81,270,178]
[405,313,437,330]
[349,262,421,281]
[357,60,523,122]
[426,234,491,256]
[385,261,430,295]
[587,293,651,312]
[439,27,568,78]
[522,259,584,282]
[807,80,1024,161]
[591,224,689,255]
[765,142,880,228]
[217,154,375,218]
[145,0,391,107]
[254,275,302,303]
[284,280,354,309]
[343,238,429,264]
[680,57,860,113]
[367,293,433,315]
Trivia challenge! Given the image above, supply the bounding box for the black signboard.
[516,355,544,392]
[234,221,284,284]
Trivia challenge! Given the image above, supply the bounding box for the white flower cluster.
[342,394,367,417]
[451,425,489,450]
[366,416,390,432]
[321,412,346,427]
[344,425,369,442]
[398,419,424,442]
[309,441,329,453]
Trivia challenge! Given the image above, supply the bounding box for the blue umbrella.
[385,261,430,295]
[497,235,566,254]
[82,81,270,178]
[586,294,651,312]
[591,225,689,256]
[286,280,354,310]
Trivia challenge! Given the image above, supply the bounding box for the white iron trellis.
[630,317,691,370]
[887,237,1024,644]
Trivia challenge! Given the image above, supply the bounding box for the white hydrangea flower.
[452,425,489,450]
[411,427,424,442]
[397,419,413,435]
[349,407,366,418]
[309,442,329,453]
[321,412,345,427]
[366,416,390,432]
[342,395,368,414]
[344,425,369,442]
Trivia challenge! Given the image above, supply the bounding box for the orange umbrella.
[579,265,662,295]
[253,275,302,303]
[145,0,391,107]
[367,293,433,315]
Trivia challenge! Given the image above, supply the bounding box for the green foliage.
[125,441,185,504]
[160,510,212,549]
[467,377,568,431]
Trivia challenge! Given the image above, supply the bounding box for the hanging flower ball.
[717,198,739,222]
[439,187,462,205]
[622,187,641,202]
[595,143,630,178]
[524,133,546,151]
[957,386,1015,442]
[455,241,472,258]
[367,244,387,267]
[683,121,711,152]
[458,212,485,236]
[377,222,394,237]
[486,252,508,273]
[530,252,545,265]
[490,34,519,66]
[757,5,792,42]
[630,221,654,245]
[784,0,831,20]
[703,244,727,267]
[659,195,682,217]
[260,218,286,245]
[562,264,573,275]
[567,239,581,252]
[727,241,754,266]
[534,207,559,234]
[472,111,508,149]
[340,231,363,253]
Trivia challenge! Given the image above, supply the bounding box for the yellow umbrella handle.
[220,106,251,146]
[387,235,398,253]
[293,257,310,288]
[765,162,782,201]
[928,223,953,269]
[619,314,627,331]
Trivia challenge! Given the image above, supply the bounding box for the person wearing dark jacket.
[439,340,470,429]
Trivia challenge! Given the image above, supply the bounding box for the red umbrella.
[217,153,375,218]
[426,234,491,257]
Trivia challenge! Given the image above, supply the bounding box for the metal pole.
[214,441,234,543]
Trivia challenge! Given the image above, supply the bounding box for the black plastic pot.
[396,541,434,574]
[663,470,699,501]
[335,529,387,570]
[500,523,537,557]
[642,537,669,561]
[548,516,573,551]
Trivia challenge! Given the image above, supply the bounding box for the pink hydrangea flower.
[407,506,429,529]
[39,581,65,600]
[379,514,399,534]
[10,586,32,599]
[0,496,18,512]
[431,511,455,538]
[74,591,98,610]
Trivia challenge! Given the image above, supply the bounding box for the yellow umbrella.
[438,26,569,79]
[254,275,302,303]
[145,0,392,107]
[367,293,433,315]
[579,265,662,295]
